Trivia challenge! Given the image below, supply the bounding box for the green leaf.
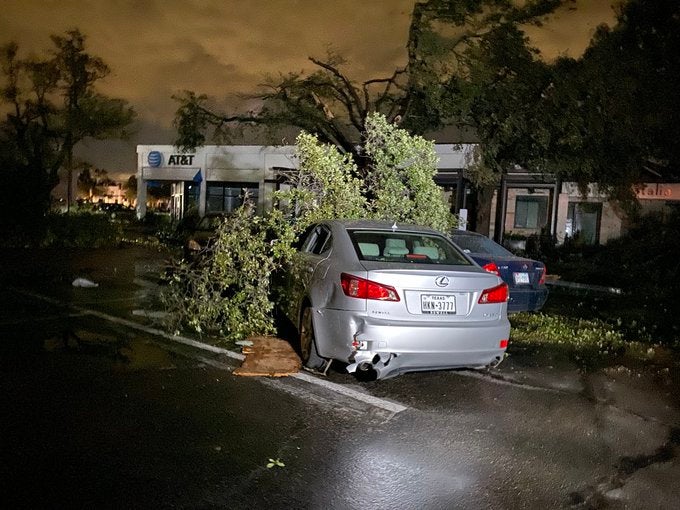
[267,458,285,468]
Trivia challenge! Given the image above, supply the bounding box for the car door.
[281,224,333,327]
[299,224,334,309]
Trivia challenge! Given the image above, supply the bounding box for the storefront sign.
[167,154,195,166]
[146,152,196,167]
[147,151,162,167]
[635,183,679,200]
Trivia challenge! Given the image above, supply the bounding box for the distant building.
[91,183,133,208]
[137,145,295,220]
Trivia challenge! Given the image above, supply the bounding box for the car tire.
[300,306,325,370]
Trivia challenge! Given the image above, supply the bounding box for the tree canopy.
[173,0,678,209]
[541,0,680,197]
[172,1,565,162]
[441,0,680,200]
[0,29,135,233]
[285,112,455,232]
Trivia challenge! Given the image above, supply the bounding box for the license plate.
[421,294,456,314]
[513,272,530,284]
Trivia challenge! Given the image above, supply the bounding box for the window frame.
[300,225,332,255]
[206,182,259,213]
[514,195,549,229]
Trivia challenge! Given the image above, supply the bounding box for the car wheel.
[300,306,325,370]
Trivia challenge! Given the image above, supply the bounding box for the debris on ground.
[72,277,99,288]
[43,330,81,351]
[132,309,169,319]
[233,336,301,377]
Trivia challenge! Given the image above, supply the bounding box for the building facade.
[136,144,680,246]
[136,145,298,220]
[136,144,473,220]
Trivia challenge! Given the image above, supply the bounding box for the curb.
[547,279,623,294]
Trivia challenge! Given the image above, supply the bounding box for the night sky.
[2,0,615,177]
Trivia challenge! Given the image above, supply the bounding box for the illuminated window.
[183,182,200,211]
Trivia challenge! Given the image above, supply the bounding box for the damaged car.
[280,220,511,380]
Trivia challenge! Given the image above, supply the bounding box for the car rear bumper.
[312,309,510,379]
[508,287,549,313]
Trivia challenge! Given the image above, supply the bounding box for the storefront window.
[207,182,259,213]
[514,195,548,229]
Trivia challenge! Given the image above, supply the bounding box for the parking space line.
[458,368,571,394]
[291,371,408,414]
[81,309,247,360]
[86,309,408,414]
[10,288,408,415]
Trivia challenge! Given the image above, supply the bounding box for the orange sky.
[1,0,616,176]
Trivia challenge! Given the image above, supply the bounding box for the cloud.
[525,0,616,59]
[2,0,616,175]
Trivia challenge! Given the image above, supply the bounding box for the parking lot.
[1,246,679,509]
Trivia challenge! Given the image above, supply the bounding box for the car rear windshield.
[451,233,514,257]
[349,229,472,265]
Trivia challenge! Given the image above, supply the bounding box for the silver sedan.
[281,220,511,380]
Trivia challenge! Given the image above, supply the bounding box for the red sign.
[635,183,679,201]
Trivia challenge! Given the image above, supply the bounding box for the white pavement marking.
[458,368,571,394]
[10,288,408,415]
[81,309,246,361]
[10,288,243,360]
[291,371,408,414]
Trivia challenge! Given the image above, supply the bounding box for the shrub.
[542,208,680,345]
[3,213,124,248]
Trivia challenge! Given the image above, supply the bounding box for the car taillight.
[478,282,509,304]
[341,273,400,301]
[538,266,547,285]
[482,262,500,276]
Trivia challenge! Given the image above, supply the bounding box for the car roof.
[322,219,443,235]
[451,230,486,237]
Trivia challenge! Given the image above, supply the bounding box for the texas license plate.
[513,272,530,284]
[421,294,456,314]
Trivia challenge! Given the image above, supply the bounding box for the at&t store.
[136,145,297,220]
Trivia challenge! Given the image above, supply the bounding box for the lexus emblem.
[435,276,450,288]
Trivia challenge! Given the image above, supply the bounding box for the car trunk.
[477,255,543,289]
[359,263,504,322]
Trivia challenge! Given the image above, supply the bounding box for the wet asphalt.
[1,246,679,509]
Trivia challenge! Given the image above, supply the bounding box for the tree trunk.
[474,185,495,236]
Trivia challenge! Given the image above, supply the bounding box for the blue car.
[450,231,548,313]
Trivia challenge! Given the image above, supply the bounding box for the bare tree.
[173,0,565,170]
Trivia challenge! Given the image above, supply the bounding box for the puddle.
[43,328,176,371]
[115,338,176,371]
